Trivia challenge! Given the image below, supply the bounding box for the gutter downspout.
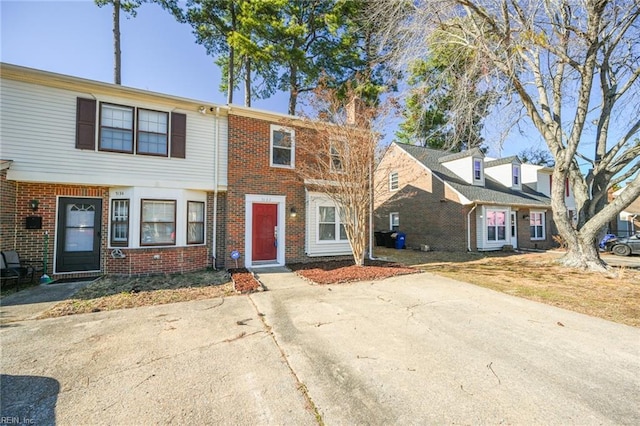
[368,151,376,260]
[212,107,220,269]
[467,203,477,252]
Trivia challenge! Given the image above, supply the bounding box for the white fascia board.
[7,170,217,191]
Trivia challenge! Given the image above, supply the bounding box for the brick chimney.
[346,97,365,127]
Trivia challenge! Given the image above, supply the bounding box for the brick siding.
[2,181,219,278]
[226,114,310,268]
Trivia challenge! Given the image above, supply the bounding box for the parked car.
[605,233,640,256]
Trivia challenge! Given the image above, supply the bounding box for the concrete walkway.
[0,280,93,324]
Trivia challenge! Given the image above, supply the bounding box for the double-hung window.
[330,138,346,172]
[389,172,399,191]
[271,125,295,168]
[137,109,168,156]
[530,211,545,240]
[318,206,347,242]
[111,199,129,246]
[141,200,176,246]
[100,104,134,153]
[486,210,507,241]
[473,159,483,181]
[187,201,205,244]
[390,212,400,230]
[513,164,520,186]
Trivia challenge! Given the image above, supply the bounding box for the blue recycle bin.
[395,232,406,249]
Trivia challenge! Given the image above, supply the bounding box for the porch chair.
[0,250,42,286]
[0,254,21,289]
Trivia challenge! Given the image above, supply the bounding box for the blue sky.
[0,0,289,113]
[1,0,548,157]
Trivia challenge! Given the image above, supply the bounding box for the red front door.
[252,203,278,261]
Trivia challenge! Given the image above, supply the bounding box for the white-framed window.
[486,209,507,241]
[473,158,483,181]
[187,201,205,244]
[318,206,348,242]
[330,138,346,172]
[270,125,295,168]
[389,171,399,191]
[141,199,176,246]
[390,212,399,230]
[137,109,168,156]
[110,199,129,246]
[100,103,134,153]
[512,164,520,186]
[530,211,546,240]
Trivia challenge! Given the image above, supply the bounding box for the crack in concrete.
[247,294,324,426]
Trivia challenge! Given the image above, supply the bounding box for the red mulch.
[229,269,261,293]
[288,259,419,285]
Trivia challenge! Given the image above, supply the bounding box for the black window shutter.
[76,98,96,150]
[171,112,186,158]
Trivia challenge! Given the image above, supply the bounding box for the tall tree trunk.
[551,170,608,271]
[244,56,251,107]
[227,46,234,104]
[113,0,121,85]
[288,64,298,115]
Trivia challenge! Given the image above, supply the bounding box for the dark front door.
[252,203,277,262]
[56,197,102,273]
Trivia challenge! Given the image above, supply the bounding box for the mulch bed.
[288,259,419,285]
[229,268,262,293]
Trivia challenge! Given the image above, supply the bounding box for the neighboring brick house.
[374,143,559,252]
[0,63,228,279]
[1,63,355,277]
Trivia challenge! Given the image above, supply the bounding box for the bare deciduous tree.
[288,83,392,266]
[371,0,640,271]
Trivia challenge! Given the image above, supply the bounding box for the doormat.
[49,277,101,285]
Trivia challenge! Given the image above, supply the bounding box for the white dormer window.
[473,158,483,181]
[512,164,521,187]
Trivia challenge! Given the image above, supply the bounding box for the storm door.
[56,197,102,272]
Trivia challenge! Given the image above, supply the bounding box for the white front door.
[510,211,518,248]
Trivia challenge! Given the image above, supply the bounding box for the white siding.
[521,163,543,188]
[442,157,474,184]
[1,79,227,190]
[305,192,352,257]
[485,163,520,189]
[536,170,551,196]
[476,205,512,251]
[107,187,207,249]
[441,156,485,186]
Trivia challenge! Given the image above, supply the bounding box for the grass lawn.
[374,247,640,328]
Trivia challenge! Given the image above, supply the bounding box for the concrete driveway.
[1,270,639,425]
